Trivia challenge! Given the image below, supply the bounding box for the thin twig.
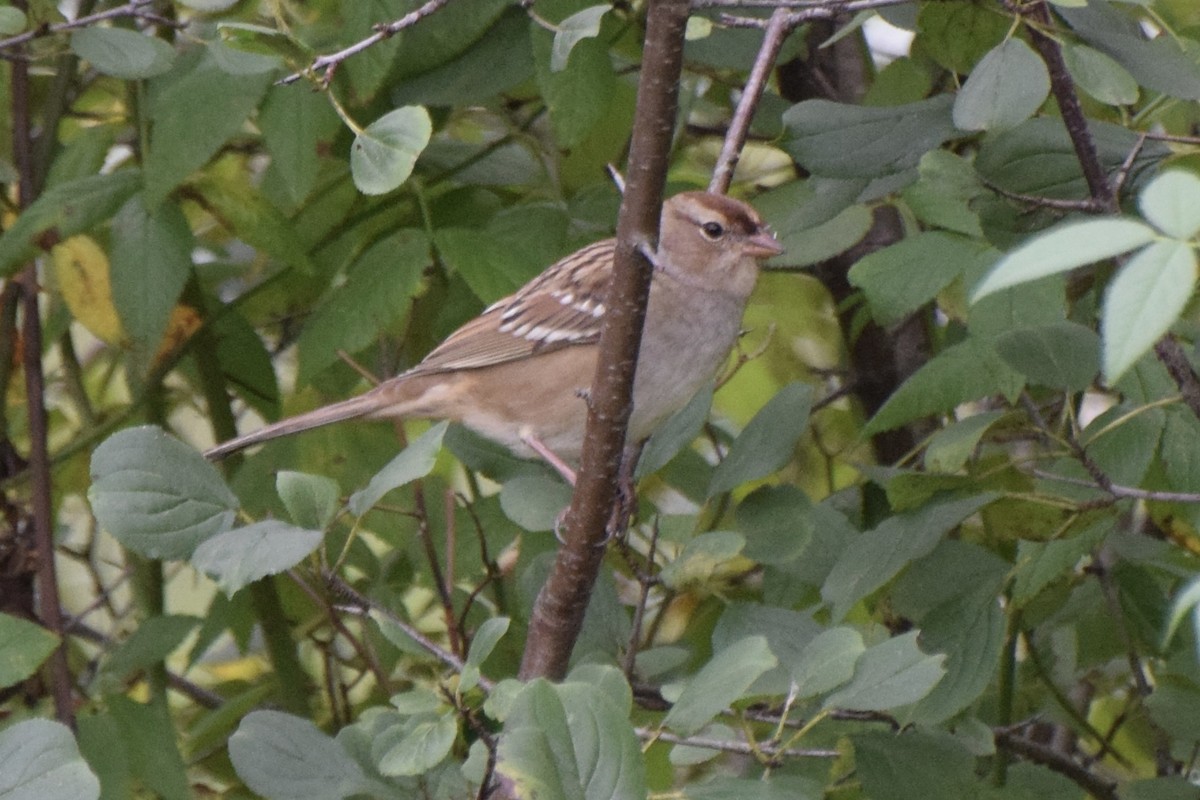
[710,7,794,193]
[0,0,165,57]
[10,0,74,727]
[980,177,1106,212]
[622,516,661,679]
[711,0,913,27]
[278,0,454,86]
[636,727,839,759]
[1023,1,1117,212]
[994,730,1119,800]
[324,569,495,692]
[1030,470,1200,504]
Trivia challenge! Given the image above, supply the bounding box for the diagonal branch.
[278,0,454,86]
[710,7,795,193]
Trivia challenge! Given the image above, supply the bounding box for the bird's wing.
[406,239,616,375]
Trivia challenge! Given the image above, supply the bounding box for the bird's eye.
[700,221,725,239]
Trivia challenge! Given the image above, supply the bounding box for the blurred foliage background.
[4,0,1200,798]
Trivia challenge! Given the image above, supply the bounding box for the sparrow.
[205,191,783,474]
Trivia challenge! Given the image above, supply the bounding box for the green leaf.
[1058,3,1200,101]
[216,22,309,64]
[0,171,142,277]
[917,1,1010,74]
[992,321,1100,391]
[348,422,448,516]
[0,613,59,689]
[295,228,429,384]
[89,426,238,560]
[712,603,821,696]
[854,729,973,800]
[499,475,572,532]
[350,106,432,195]
[70,27,175,80]
[821,494,995,621]
[496,681,583,800]
[376,715,457,777]
[659,531,746,590]
[392,9,534,107]
[972,217,1158,301]
[229,711,371,800]
[145,49,274,205]
[953,39,1049,131]
[708,382,813,497]
[0,7,26,36]
[974,117,1168,201]
[101,615,199,683]
[781,95,956,178]
[190,174,314,272]
[848,232,996,326]
[901,150,984,237]
[903,586,1004,724]
[1164,575,1200,658]
[1062,42,1139,106]
[275,471,341,531]
[191,520,323,596]
[1139,170,1200,239]
[0,719,100,800]
[1012,522,1109,607]
[498,678,646,800]
[533,26,616,149]
[791,627,865,699]
[736,484,814,564]
[824,631,946,711]
[1082,402,1165,486]
[866,338,1024,435]
[638,386,713,476]
[109,194,193,368]
[435,204,570,303]
[663,636,778,735]
[1102,240,1197,382]
[924,411,1006,474]
[461,617,510,693]
[552,6,608,72]
[259,85,340,205]
[106,695,190,799]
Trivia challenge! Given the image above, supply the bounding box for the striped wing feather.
[406,239,615,376]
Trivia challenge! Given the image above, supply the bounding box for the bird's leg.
[606,440,645,540]
[519,431,577,486]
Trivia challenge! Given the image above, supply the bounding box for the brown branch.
[278,0,454,86]
[1022,2,1116,212]
[518,0,692,681]
[709,7,794,193]
[994,730,1119,800]
[0,0,165,57]
[324,569,495,692]
[1155,337,1200,420]
[10,0,74,728]
[636,727,839,760]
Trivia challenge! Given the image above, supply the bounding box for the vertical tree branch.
[10,0,75,728]
[519,0,691,681]
[1025,2,1200,418]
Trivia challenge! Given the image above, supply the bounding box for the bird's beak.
[746,229,784,259]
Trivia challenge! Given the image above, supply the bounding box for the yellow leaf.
[151,303,202,369]
[52,235,125,345]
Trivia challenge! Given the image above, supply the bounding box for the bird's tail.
[205,390,396,460]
